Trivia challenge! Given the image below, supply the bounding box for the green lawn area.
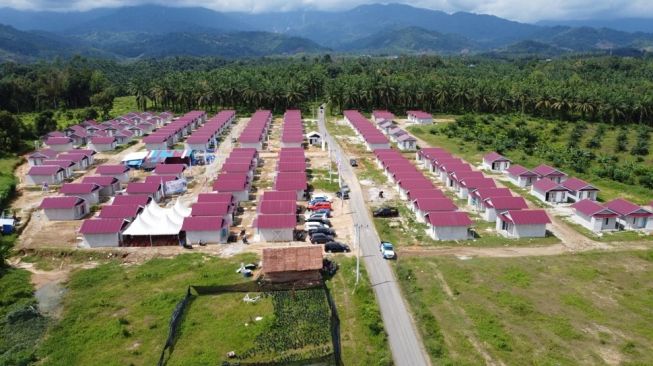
[310,167,341,193]
[0,156,21,210]
[110,96,142,118]
[33,253,390,365]
[395,250,653,365]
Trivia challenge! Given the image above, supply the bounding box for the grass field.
[310,166,341,193]
[33,253,390,365]
[408,118,653,204]
[395,250,653,365]
[0,156,21,211]
[110,96,142,118]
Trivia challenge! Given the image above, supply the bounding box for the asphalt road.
[318,110,430,366]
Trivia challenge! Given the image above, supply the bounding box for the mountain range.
[0,3,652,61]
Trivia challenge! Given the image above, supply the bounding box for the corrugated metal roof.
[27,165,63,175]
[426,211,472,227]
[259,200,296,215]
[533,164,566,177]
[96,165,129,174]
[98,204,141,219]
[605,198,651,216]
[59,183,100,194]
[182,216,224,231]
[501,210,551,225]
[255,214,296,229]
[81,176,119,187]
[485,196,527,210]
[40,196,85,209]
[532,178,568,193]
[190,202,230,216]
[112,194,151,206]
[572,199,618,217]
[483,152,511,163]
[561,177,597,192]
[79,218,126,234]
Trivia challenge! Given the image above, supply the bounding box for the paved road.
[318,110,430,366]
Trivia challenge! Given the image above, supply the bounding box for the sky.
[2,0,653,22]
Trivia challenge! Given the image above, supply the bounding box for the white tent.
[123,199,190,236]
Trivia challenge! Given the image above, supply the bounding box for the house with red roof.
[604,199,653,231]
[190,202,234,227]
[425,211,472,241]
[561,178,599,202]
[28,149,58,166]
[98,205,143,221]
[153,163,187,179]
[412,197,457,223]
[482,152,512,172]
[482,196,528,222]
[126,182,164,202]
[45,137,74,152]
[59,183,101,205]
[496,210,550,238]
[468,187,513,210]
[505,165,537,187]
[396,133,417,151]
[456,177,496,200]
[89,136,117,152]
[42,159,76,178]
[261,191,297,202]
[197,192,236,206]
[95,164,130,183]
[213,173,250,202]
[79,218,129,247]
[40,196,88,220]
[26,165,65,186]
[372,110,395,123]
[81,176,121,197]
[111,194,151,207]
[407,110,433,124]
[259,200,297,216]
[57,152,91,170]
[275,172,308,200]
[254,214,296,242]
[182,216,228,244]
[531,178,570,204]
[533,164,567,184]
[571,199,618,232]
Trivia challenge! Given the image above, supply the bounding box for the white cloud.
[2,0,653,22]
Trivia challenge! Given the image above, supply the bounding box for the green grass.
[0,156,21,211]
[357,158,388,185]
[310,167,341,193]
[396,251,653,365]
[327,257,392,365]
[110,96,141,118]
[0,267,49,365]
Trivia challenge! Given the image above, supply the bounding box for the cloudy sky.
[3,0,653,22]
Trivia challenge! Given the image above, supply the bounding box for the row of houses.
[182,192,237,244]
[26,149,97,185]
[280,109,304,149]
[371,110,418,151]
[143,111,207,151]
[213,147,259,202]
[185,110,236,152]
[415,147,551,238]
[239,110,273,150]
[343,110,391,151]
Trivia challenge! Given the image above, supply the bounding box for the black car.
[310,233,334,244]
[349,159,358,167]
[305,217,331,225]
[308,227,336,237]
[324,242,351,253]
[373,207,399,218]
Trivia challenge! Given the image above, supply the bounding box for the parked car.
[336,190,350,200]
[309,197,328,205]
[324,241,351,253]
[308,227,336,237]
[373,207,399,218]
[379,241,396,259]
[308,202,332,211]
[311,194,331,202]
[309,211,330,220]
[306,216,331,226]
[313,208,331,217]
[311,233,334,244]
[349,159,358,167]
[304,221,330,230]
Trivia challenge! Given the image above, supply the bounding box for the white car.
[311,194,331,202]
[308,212,330,220]
[379,242,396,259]
[304,222,330,230]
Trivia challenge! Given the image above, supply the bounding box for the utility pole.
[354,222,368,286]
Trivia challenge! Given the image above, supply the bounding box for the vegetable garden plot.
[167,288,336,366]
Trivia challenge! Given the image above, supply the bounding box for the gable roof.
[28,165,64,176]
[91,136,116,144]
[126,182,162,194]
[506,164,537,177]
[262,191,297,201]
[182,216,224,231]
[471,188,513,200]
[59,183,100,194]
[79,218,126,234]
[81,176,119,187]
[533,164,566,177]
[483,152,511,163]
[259,200,297,215]
[414,198,457,212]
[40,196,85,209]
[190,202,231,217]
[532,178,569,193]
[605,198,652,217]
[254,214,296,229]
[197,192,234,203]
[500,210,551,225]
[263,246,323,273]
[572,199,618,217]
[561,177,598,192]
[154,163,186,175]
[426,211,472,227]
[484,196,528,210]
[111,194,151,206]
[45,137,73,145]
[98,205,142,219]
[96,165,129,175]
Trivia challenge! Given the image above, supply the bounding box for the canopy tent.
[123,199,191,237]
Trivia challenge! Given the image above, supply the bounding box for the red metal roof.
[126,182,161,194]
[407,110,432,119]
[145,175,177,184]
[259,200,297,215]
[262,191,297,201]
[500,210,551,225]
[40,196,85,209]
[182,216,224,231]
[483,152,511,163]
[154,163,186,175]
[79,218,126,234]
[572,199,618,217]
[561,177,597,192]
[42,159,75,169]
[605,198,652,217]
[213,175,248,192]
[96,165,129,174]
[254,214,296,229]
[407,189,446,200]
[484,196,527,210]
[46,137,73,145]
[112,194,151,206]
[190,202,231,217]
[91,136,116,144]
[81,176,119,187]
[197,192,234,203]
[426,211,472,227]
[28,165,63,175]
[533,164,566,177]
[459,178,496,190]
[59,183,100,194]
[98,204,142,219]
[471,188,513,200]
[414,198,457,212]
[277,161,307,172]
[532,178,568,193]
[506,164,536,177]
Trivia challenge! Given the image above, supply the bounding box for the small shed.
[40,196,88,220]
[482,152,511,172]
[254,214,296,242]
[306,131,322,145]
[79,218,128,247]
[261,246,323,283]
[505,165,537,187]
[26,165,65,186]
[571,199,618,232]
[496,210,550,238]
[426,212,472,241]
[182,216,228,244]
[531,178,570,204]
